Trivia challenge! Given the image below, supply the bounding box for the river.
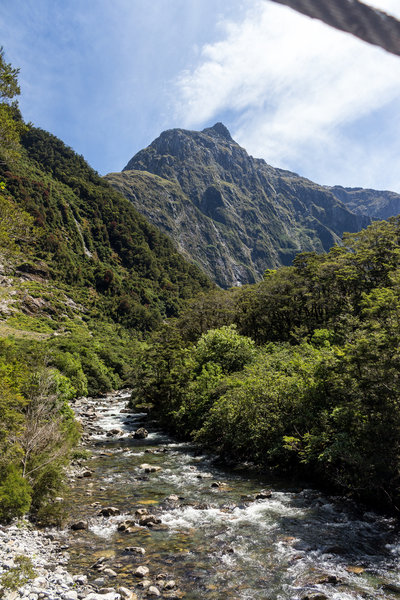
[65,391,400,600]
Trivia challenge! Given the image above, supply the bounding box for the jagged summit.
[202,122,233,141]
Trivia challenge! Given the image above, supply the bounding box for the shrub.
[0,466,32,522]
[0,554,35,592]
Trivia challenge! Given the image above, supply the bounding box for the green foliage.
[0,554,35,592]
[193,325,255,375]
[140,217,400,509]
[35,498,68,527]
[0,47,20,101]
[0,340,82,522]
[0,466,32,522]
[0,48,26,163]
[130,324,193,425]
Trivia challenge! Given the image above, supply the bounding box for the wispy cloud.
[174,0,400,191]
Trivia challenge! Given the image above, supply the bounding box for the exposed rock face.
[329,185,400,220]
[106,123,371,288]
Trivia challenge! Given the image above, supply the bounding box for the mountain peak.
[202,122,233,141]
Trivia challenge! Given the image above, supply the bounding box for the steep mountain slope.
[330,185,400,220]
[106,123,369,288]
[1,126,213,326]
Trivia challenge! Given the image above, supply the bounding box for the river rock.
[140,463,162,473]
[91,556,108,569]
[70,520,88,530]
[138,515,161,527]
[256,490,272,499]
[63,592,78,600]
[135,508,149,516]
[103,568,118,577]
[98,506,121,517]
[315,574,339,585]
[125,546,146,554]
[134,428,148,439]
[136,579,152,589]
[147,586,161,597]
[118,519,137,532]
[164,580,176,590]
[302,594,328,600]
[83,594,117,600]
[134,565,150,578]
[106,429,122,437]
[118,587,138,600]
[383,583,400,594]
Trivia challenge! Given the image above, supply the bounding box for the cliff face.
[330,186,400,220]
[106,123,370,288]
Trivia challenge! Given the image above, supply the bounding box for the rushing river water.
[66,391,400,600]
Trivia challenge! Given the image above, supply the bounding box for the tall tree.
[0,47,25,162]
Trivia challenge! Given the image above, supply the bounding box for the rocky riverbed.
[0,391,144,600]
[3,391,400,600]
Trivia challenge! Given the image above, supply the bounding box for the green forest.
[1,45,400,526]
[131,218,400,510]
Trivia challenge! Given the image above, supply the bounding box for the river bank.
[3,391,400,600]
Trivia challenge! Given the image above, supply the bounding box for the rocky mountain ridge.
[106,123,385,288]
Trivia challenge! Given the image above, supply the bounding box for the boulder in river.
[118,519,137,532]
[98,506,121,517]
[166,495,180,503]
[140,463,162,473]
[147,586,161,597]
[70,520,88,531]
[134,427,148,439]
[255,490,272,499]
[124,546,146,554]
[134,565,150,578]
[106,429,122,437]
[138,515,161,527]
[90,556,107,569]
[103,568,118,577]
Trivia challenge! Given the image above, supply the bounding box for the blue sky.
[2,0,400,192]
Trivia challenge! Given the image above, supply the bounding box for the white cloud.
[173,0,400,191]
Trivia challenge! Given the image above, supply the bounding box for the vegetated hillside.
[106,122,370,288]
[330,185,400,220]
[2,126,213,330]
[0,122,216,403]
[131,216,400,510]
